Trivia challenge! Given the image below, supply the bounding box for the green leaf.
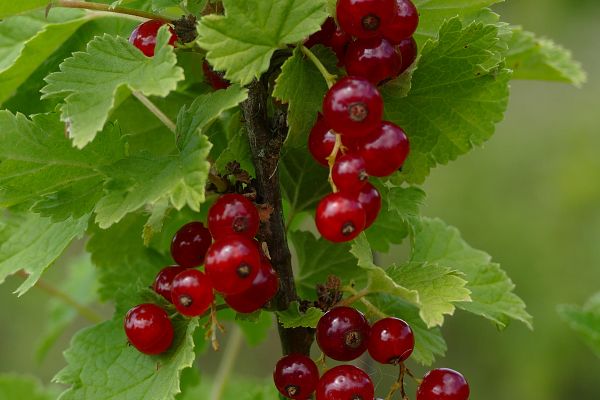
[42,28,184,148]
[56,318,199,400]
[0,212,88,296]
[197,0,328,84]
[277,301,324,329]
[558,292,600,357]
[410,217,532,329]
[0,0,49,18]
[383,19,510,184]
[506,27,586,87]
[0,374,55,400]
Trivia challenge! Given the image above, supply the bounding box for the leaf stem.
[132,91,177,134]
[300,45,337,89]
[51,0,172,22]
[209,325,244,400]
[326,133,343,192]
[337,287,370,307]
[344,285,387,319]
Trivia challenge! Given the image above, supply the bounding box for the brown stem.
[51,0,172,22]
[240,78,314,355]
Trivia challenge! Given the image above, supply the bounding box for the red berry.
[171,269,214,317]
[129,20,177,57]
[316,306,370,361]
[332,153,369,192]
[344,37,403,85]
[315,193,366,243]
[356,182,382,228]
[124,304,174,355]
[323,76,383,138]
[337,0,398,39]
[208,194,260,240]
[306,17,352,62]
[273,354,320,400]
[309,115,337,167]
[357,121,410,177]
[316,365,374,400]
[417,369,470,400]
[224,261,279,313]
[382,0,419,44]
[205,235,261,294]
[397,36,418,74]
[202,60,230,90]
[170,222,212,268]
[152,266,187,302]
[368,317,414,364]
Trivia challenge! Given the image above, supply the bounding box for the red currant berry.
[309,114,337,167]
[152,266,187,302]
[315,193,366,243]
[356,182,382,228]
[337,0,397,39]
[205,235,261,294]
[344,37,403,85]
[129,20,178,57]
[224,261,279,314]
[171,269,214,317]
[397,36,418,74]
[332,153,369,192]
[202,60,230,90]
[170,222,212,268]
[316,306,370,361]
[124,304,174,355]
[306,17,352,62]
[417,369,470,400]
[316,365,374,400]
[273,354,320,400]
[368,317,414,364]
[382,0,419,44]
[357,121,410,177]
[208,194,260,240]
[323,76,383,138]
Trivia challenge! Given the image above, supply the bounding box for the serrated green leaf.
[558,292,600,357]
[56,318,199,400]
[277,301,324,328]
[0,374,55,400]
[0,0,49,18]
[383,19,510,184]
[197,0,328,85]
[42,28,184,148]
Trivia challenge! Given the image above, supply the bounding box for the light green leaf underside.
[277,302,324,329]
[558,292,600,357]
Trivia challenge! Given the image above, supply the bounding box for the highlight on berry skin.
[129,19,178,57]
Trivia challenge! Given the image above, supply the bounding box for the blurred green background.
[1,0,599,399]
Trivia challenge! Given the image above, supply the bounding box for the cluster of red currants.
[124,194,279,355]
[274,306,469,400]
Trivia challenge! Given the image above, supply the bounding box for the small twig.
[386,364,409,400]
[301,45,337,89]
[344,286,387,319]
[132,91,177,134]
[405,367,423,385]
[326,133,343,192]
[205,302,225,351]
[209,325,244,400]
[50,0,172,22]
[336,287,370,307]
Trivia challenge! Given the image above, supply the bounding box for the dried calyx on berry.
[172,15,198,44]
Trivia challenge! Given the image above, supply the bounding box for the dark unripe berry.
[368,317,414,364]
[316,306,370,361]
[124,304,173,355]
[417,368,470,400]
[315,193,366,243]
[152,266,187,302]
[170,222,212,268]
[397,36,418,74]
[224,261,279,313]
[205,235,261,294]
[316,365,374,400]
[323,77,383,138]
[355,182,382,228]
[337,0,398,39]
[357,121,410,177]
[382,0,419,44]
[129,20,178,57]
[332,153,369,192]
[308,114,337,167]
[208,194,260,240]
[171,269,214,317]
[202,60,230,90]
[344,37,403,85]
[273,354,320,400]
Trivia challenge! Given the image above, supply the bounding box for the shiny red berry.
[124,304,174,355]
[315,193,366,243]
[368,317,414,364]
[309,115,337,166]
[316,306,370,361]
[397,36,418,73]
[316,365,374,400]
[306,17,352,62]
[357,121,410,177]
[323,76,383,138]
[224,261,279,313]
[356,182,382,228]
[170,222,212,268]
[171,269,214,317]
[129,20,178,57]
[202,60,230,90]
[382,0,419,44]
[205,235,261,294]
[152,266,187,302]
[417,369,470,400]
[337,0,397,39]
[273,354,320,400]
[344,37,403,85]
[208,194,260,240]
[332,153,369,192]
